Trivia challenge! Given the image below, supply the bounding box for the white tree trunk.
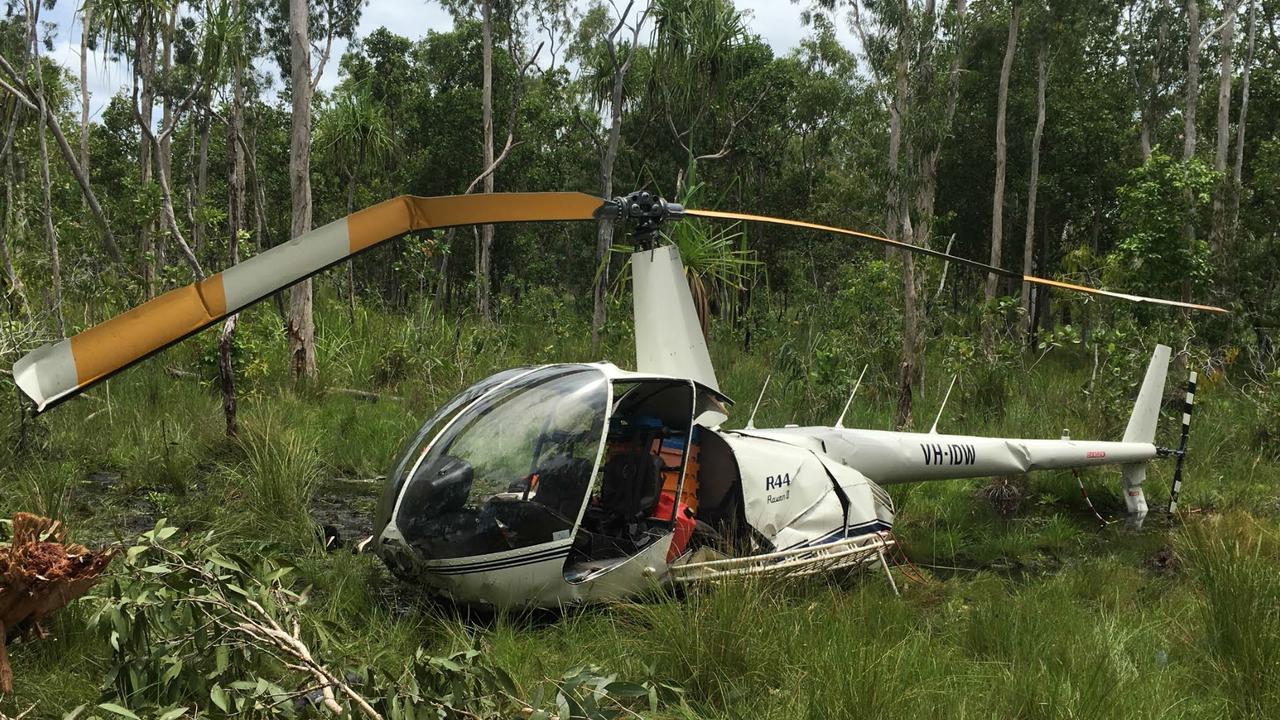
[1181,0,1200,303]
[1210,0,1237,254]
[287,0,316,380]
[986,1,1019,304]
[79,4,91,175]
[478,0,495,320]
[1139,0,1171,162]
[1020,44,1048,335]
[1228,0,1256,240]
[29,2,64,335]
[137,19,156,298]
[591,2,644,353]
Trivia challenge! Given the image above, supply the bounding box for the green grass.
[2,286,1279,718]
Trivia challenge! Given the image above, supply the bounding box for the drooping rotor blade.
[685,207,1229,315]
[13,192,606,412]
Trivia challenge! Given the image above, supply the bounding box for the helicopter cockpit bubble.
[386,365,609,563]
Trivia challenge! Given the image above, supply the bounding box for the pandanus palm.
[612,164,757,339]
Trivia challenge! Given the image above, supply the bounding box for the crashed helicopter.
[12,191,1223,608]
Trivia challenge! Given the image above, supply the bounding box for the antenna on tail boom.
[929,375,959,435]
[745,374,771,430]
[835,365,869,428]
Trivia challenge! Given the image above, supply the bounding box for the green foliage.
[197,304,280,396]
[1111,151,1219,298]
[87,520,670,719]
[217,408,323,546]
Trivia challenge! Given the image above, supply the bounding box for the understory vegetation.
[2,0,1279,715]
[2,287,1279,719]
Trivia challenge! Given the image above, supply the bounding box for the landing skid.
[668,532,896,585]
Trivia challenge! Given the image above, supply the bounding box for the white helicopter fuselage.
[740,426,1157,484]
[372,248,1176,608]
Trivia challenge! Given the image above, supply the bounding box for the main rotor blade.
[686,207,1228,315]
[13,192,605,412]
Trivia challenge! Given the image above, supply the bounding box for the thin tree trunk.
[986,1,1019,304]
[220,47,246,439]
[1140,0,1170,161]
[1228,0,1256,242]
[895,0,968,431]
[190,110,210,255]
[155,7,175,283]
[29,3,63,336]
[0,53,123,263]
[137,21,156,298]
[477,0,495,320]
[79,3,91,175]
[1021,43,1047,337]
[591,2,643,353]
[1210,0,1237,255]
[287,0,316,380]
[885,39,907,250]
[1,48,25,311]
[1181,0,1200,303]
[1,155,26,311]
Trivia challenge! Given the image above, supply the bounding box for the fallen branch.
[164,367,200,380]
[326,388,403,403]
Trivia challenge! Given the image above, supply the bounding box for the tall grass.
[2,286,1279,718]
[1180,513,1280,718]
[217,407,323,546]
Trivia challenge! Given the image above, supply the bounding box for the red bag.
[651,492,696,562]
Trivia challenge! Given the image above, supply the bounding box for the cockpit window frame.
[388,364,614,556]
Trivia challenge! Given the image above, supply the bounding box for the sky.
[39,0,858,120]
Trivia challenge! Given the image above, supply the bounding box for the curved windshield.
[393,366,608,559]
[374,366,534,535]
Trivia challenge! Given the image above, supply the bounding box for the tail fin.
[1123,344,1171,444]
[632,245,720,391]
[1120,344,1172,525]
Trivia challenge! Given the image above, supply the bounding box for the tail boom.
[740,427,1158,485]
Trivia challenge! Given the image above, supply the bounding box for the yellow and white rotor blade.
[13,192,605,412]
[685,207,1228,315]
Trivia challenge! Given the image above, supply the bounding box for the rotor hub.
[597,191,686,249]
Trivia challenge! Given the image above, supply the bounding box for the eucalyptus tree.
[984,0,1019,308]
[1181,0,1201,304]
[316,82,392,315]
[1228,0,1257,241]
[286,0,315,379]
[572,0,650,352]
[80,0,93,175]
[1125,0,1177,161]
[93,0,172,296]
[850,0,970,428]
[1211,0,1239,255]
[259,0,363,377]
[24,0,63,334]
[1018,0,1051,336]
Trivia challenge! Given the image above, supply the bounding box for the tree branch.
[0,53,125,265]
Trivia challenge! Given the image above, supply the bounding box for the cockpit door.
[563,379,697,583]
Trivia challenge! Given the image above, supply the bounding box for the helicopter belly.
[405,534,674,608]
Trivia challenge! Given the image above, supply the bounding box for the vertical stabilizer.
[1120,344,1171,524]
[1123,344,1171,443]
[632,246,720,391]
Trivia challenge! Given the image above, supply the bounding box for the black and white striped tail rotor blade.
[1168,372,1197,514]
